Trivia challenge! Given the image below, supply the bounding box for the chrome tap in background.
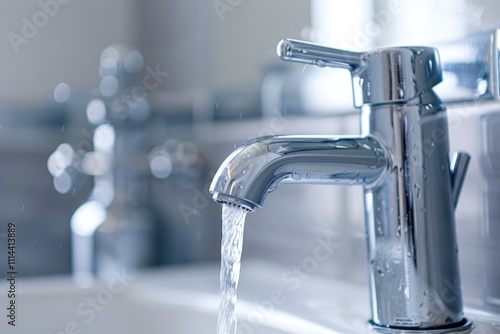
[54,44,210,282]
[206,30,500,331]
[436,28,500,103]
[49,45,157,282]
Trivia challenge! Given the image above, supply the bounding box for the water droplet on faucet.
[377,226,383,235]
[414,184,421,199]
[398,87,404,98]
[315,59,326,67]
[267,180,280,193]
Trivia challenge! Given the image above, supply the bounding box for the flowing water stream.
[217,204,248,334]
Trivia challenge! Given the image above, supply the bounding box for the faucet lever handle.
[277,38,442,107]
[277,39,363,71]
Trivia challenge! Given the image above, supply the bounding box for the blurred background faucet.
[48,45,157,281]
[210,29,500,331]
[49,45,210,281]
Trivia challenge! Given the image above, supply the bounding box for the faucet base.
[368,319,473,334]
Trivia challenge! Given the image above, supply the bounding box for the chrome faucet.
[210,29,500,332]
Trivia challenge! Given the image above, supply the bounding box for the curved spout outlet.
[209,135,390,211]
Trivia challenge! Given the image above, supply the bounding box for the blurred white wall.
[310,0,374,50]
[374,0,500,46]
[209,0,310,91]
[139,0,311,103]
[0,0,138,107]
[0,0,310,109]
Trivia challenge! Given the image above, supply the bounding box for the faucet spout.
[209,135,390,211]
[208,33,484,332]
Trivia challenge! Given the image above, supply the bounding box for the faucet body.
[362,95,464,328]
[209,35,488,332]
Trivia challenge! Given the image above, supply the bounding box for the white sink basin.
[0,260,366,334]
[1,260,498,333]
